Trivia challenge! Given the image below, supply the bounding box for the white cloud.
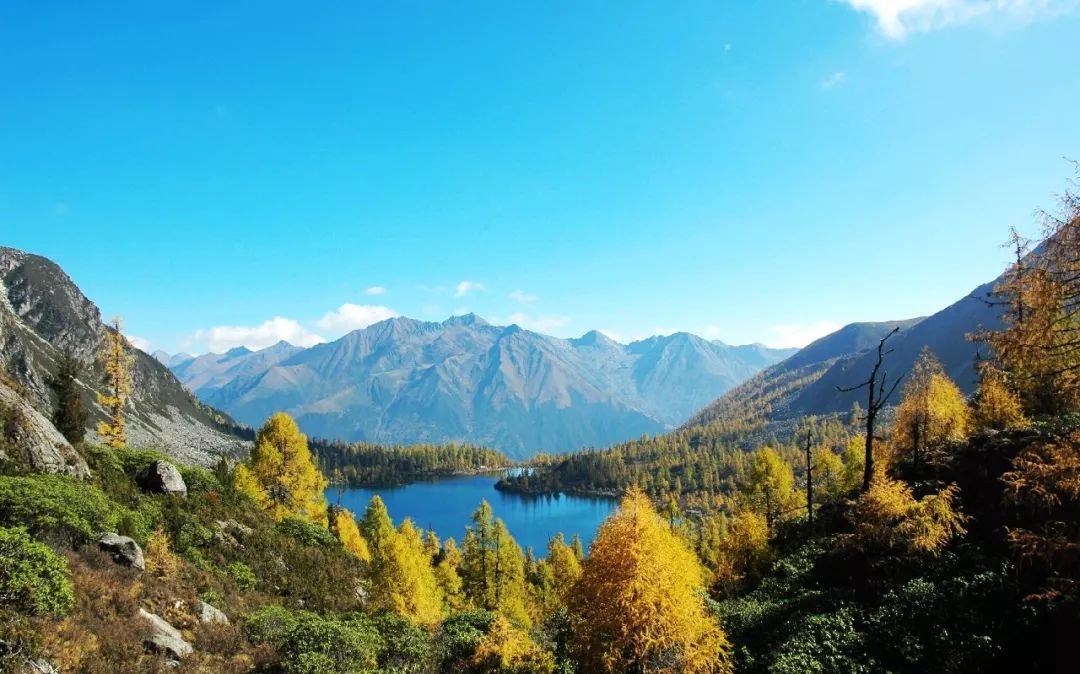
[702,325,725,340]
[509,290,538,304]
[765,320,842,348]
[127,335,152,352]
[455,280,485,297]
[504,312,571,333]
[314,304,399,333]
[364,286,387,296]
[190,317,326,353]
[839,0,1077,38]
[821,71,846,90]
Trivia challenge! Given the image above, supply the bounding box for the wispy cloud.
[702,325,725,340]
[314,304,399,333]
[765,320,842,348]
[455,280,485,297]
[364,286,387,296]
[839,0,1078,39]
[598,329,624,343]
[189,317,326,353]
[509,290,538,304]
[821,71,846,90]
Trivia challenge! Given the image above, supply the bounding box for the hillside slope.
[0,247,247,465]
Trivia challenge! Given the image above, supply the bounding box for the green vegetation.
[316,440,514,487]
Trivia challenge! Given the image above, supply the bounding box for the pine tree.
[48,352,87,444]
[96,317,133,449]
[571,487,732,673]
[233,412,328,524]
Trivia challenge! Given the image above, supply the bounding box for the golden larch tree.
[329,505,371,562]
[892,349,969,465]
[970,363,1028,433]
[744,447,797,529]
[358,496,443,625]
[571,487,732,674]
[233,412,328,525]
[96,317,134,448]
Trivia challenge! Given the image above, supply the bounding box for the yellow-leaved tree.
[744,447,797,529]
[713,507,770,590]
[470,615,555,674]
[435,537,465,612]
[359,496,443,625]
[329,505,371,562]
[970,363,1028,433]
[461,500,531,626]
[96,317,134,449]
[571,487,732,674]
[849,471,966,555]
[892,349,969,466]
[233,412,328,525]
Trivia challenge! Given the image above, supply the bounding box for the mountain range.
[162,317,796,459]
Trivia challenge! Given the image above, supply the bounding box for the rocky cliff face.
[0,247,247,465]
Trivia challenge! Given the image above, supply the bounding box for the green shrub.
[280,613,380,674]
[369,613,435,673]
[244,604,307,645]
[439,609,497,666]
[179,465,223,495]
[0,526,75,616]
[278,516,338,548]
[227,561,258,591]
[0,475,144,545]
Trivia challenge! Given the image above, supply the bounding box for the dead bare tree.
[837,326,904,492]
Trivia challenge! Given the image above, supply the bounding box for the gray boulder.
[138,608,192,660]
[0,380,89,479]
[136,460,187,497]
[196,600,229,625]
[96,532,145,571]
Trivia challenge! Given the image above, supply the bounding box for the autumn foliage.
[571,487,732,674]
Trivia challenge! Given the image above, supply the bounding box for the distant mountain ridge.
[0,246,248,465]
[685,273,1006,442]
[166,316,795,459]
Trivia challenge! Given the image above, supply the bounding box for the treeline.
[313,439,514,487]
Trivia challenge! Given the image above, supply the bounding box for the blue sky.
[3,1,1079,354]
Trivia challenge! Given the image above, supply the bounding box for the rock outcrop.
[96,532,145,571]
[196,600,229,625]
[138,608,193,660]
[0,379,89,478]
[136,460,187,497]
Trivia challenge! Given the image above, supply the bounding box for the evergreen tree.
[48,352,87,444]
[462,500,530,625]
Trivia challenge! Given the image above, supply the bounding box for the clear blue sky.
[3,1,1079,353]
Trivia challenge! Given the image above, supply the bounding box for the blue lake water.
[329,473,616,553]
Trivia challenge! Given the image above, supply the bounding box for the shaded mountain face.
[687,273,1005,440]
[0,247,247,465]
[171,316,794,459]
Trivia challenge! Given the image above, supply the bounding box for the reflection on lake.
[329,472,616,552]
